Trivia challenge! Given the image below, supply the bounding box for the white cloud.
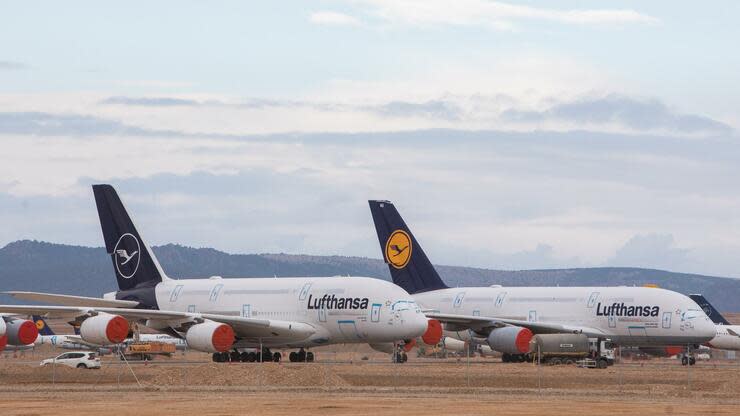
[309,11,362,26]
[354,0,658,30]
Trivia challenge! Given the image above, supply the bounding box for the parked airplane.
[368,200,716,362]
[0,185,428,363]
[689,294,740,351]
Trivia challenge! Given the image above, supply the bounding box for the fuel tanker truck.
[529,334,615,369]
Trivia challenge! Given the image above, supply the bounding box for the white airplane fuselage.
[707,325,740,351]
[415,286,715,346]
[147,276,427,348]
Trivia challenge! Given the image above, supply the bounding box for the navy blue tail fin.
[32,316,55,336]
[689,294,730,325]
[369,200,448,294]
[93,184,167,292]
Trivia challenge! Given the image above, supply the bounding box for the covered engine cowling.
[0,334,6,352]
[5,319,39,346]
[80,313,129,345]
[487,326,533,354]
[185,321,235,353]
[369,343,395,354]
[441,336,466,352]
[421,319,443,346]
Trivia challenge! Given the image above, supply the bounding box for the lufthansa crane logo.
[385,230,412,269]
[113,233,141,279]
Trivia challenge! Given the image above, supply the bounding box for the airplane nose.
[698,317,717,341]
[409,311,428,338]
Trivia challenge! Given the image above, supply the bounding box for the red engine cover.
[211,324,236,352]
[421,319,443,346]
[0,334,7,352]
[403,338,417,352]
[664,346,684,356]
[7,320,39,345]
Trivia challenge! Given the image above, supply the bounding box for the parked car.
[40,351,101,369]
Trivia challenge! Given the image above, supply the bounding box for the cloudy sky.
[2,1,740,277]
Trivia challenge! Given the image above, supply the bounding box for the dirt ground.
[1,315,736,415]
[1,351,739,416]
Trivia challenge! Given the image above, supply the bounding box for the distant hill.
[1,240,738,311]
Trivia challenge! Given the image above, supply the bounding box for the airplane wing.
[426,312,608,338]
[2,291,139,308]
[0,305,315,344]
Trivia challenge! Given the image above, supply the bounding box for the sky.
[2,1,740,277]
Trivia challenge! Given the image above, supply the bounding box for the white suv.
[40,351,101,369]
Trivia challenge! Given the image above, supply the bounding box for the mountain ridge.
[2,240,738,311]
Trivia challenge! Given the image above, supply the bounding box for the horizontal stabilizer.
[2,292,139,308]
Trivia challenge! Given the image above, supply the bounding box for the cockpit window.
[682,309,703,321]
[392,300,419,312]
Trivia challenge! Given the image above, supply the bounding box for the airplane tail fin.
[93,184,168,293]
[689,294,730,325]
[32,316,55,336]
[368,200,448,294]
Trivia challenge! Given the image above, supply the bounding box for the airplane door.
[608,313,616,328]
[662,312,672,329]
[587,292,600,308]
[242,304,251,318]
[528,310,537,322]
[299,283,312,300]
[371,303,381,323]
[453,292,465,308]
[318,303,327,322]
[209,284,224,302]
[169,285,184,302]
[188,305,196,313]
[495,292,507,308]
[473,310,480,317]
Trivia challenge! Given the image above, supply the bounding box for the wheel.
[596,359,608,369]
[564,358,575,365]
[247,352,257,362]
[401,352,408,363]
[517,354,526,363]
[681,356,689,366]
[240,352,249,362]
[289,352,298,362]
[689,357,696,366]
[212,353,221,362]
[273,352,281,362]
[76,363,87,369]
[550,357,562,365]
[297,350,307,362]
[306,352,314,362]
[230,351,241,362]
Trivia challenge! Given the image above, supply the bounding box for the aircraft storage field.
[1,350,739,415]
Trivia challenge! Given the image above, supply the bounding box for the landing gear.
[681,356,696,366]
[502,353,527,363]
[288,348,314,362]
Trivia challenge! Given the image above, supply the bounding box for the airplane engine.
[0,334,6,352]
[421,319,443,346]
[185,321,235,353]
[441,336,466,352]
[487,326,533,354]
[369,343,395,354]
[5,319,39,346]
[80,313,129,345]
